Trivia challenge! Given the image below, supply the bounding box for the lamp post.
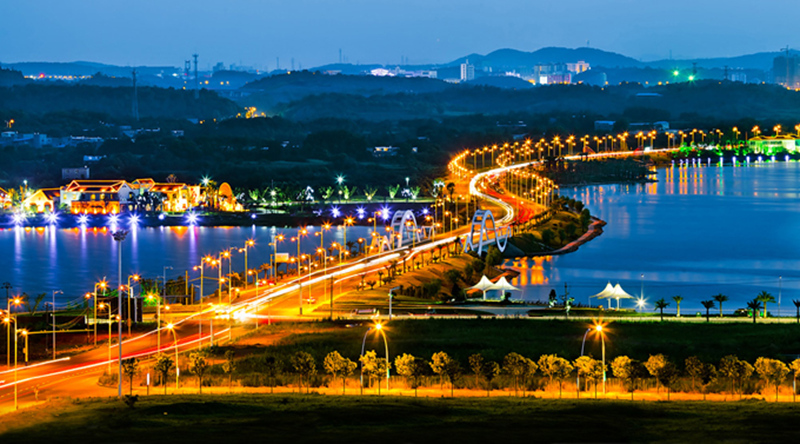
[126,274,140,336]
[166,323,180,389]
[51,290,62,359]
[342,217,354,262]
[99,303,113,373]
[147,294,162,353]
[577,327,592,393]
[359,323,390,393]
[112,229,128,398]
[269,234,285,280]
[242,239,255,288]
[596,324,606,394]
[92,281,107,346]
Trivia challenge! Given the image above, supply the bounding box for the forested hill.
[242,71,455,109]
[0,84,240,120]
[272,81,800,123]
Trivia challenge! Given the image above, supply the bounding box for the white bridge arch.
[464,210,510,255]
[370,210,434,253]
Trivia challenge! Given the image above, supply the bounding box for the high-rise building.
[773,55,800,88]
[460,60,475,82]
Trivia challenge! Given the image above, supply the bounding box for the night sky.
[2,0,797,68]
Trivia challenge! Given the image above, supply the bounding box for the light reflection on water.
[2,224,375,303]
[505,162,800,315]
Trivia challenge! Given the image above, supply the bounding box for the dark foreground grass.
[264,318,800,365]
[3,394,800,443]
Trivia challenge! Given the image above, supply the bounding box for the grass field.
[3,393,799,443]
[255,318,800,365]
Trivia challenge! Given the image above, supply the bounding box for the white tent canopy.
[487,276,521,299]
[591,282,635,310]
[467,275,496,300]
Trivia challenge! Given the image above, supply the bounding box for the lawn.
[2,394,799,443]
[254,318,800,365]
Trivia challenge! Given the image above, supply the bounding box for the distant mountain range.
[2,46,794,82]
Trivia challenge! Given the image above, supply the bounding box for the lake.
[1,224,375,306]
[506,162,800,316]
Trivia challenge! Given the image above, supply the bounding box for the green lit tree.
[672,295,683,317]
[713,293,728,317]
[611,355,638,400]
[503,352,536,397]
[756,291,775,318]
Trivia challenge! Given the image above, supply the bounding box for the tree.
[291,351,317,394]
[793,300,800,324]
[122,358,139,396]
[550,357,574,398]
[261,355,282,394]
[701,300,715,322]
[468,353,485,388]
[394,353,426,397]
[575,356,604,398]
[672,295,683,317]
[747,299,762,324]
[790,359,800,402]
[719,355,754,399]
[756,291,775,318]
[685,356,704,392]
[479,361,501,397]
[503,352,536,397]
[611,356,637,400]
[713,293,728,317]
[754,357,789,401]
[653,298,670,321]
[222,350,237,392]
[324,351,357,395]
[430,351,461,397]
[190,351,209,394]
[153,354,173,395]
[644,354,670,393]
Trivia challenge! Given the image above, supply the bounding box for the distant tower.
[193,53,199,99]
[131,68,139,122]
[724,65,729,81]
[339,48,342,64]
[460,59,475,82]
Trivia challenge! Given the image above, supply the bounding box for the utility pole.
[131,68,139,122]
[723,65,729,82]
[193,53,199,99]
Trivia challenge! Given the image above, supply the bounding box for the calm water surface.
[2,224,374,305]
[506,162,800,315]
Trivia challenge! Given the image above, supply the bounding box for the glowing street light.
[360,322,390,394]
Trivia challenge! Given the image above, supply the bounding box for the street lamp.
[166,323,180,389]
[269,234,285,280]
[98,303,115,373]
[595,324,606,394]
[242,239,255,288]
[360,323,390,393]
[92,281,107,346]
[51,290,62,359]
[6,296,21,367]
[126,274,140,335]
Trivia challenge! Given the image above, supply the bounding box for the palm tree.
[672,295,683,317]
[793,299,800,324]
[756,291,775,318]
[746,299,762,324]
[654,298,670,322]
[713,294,728,318]
[701,300,715,323]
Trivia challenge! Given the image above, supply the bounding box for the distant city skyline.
[2,0,799,69]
